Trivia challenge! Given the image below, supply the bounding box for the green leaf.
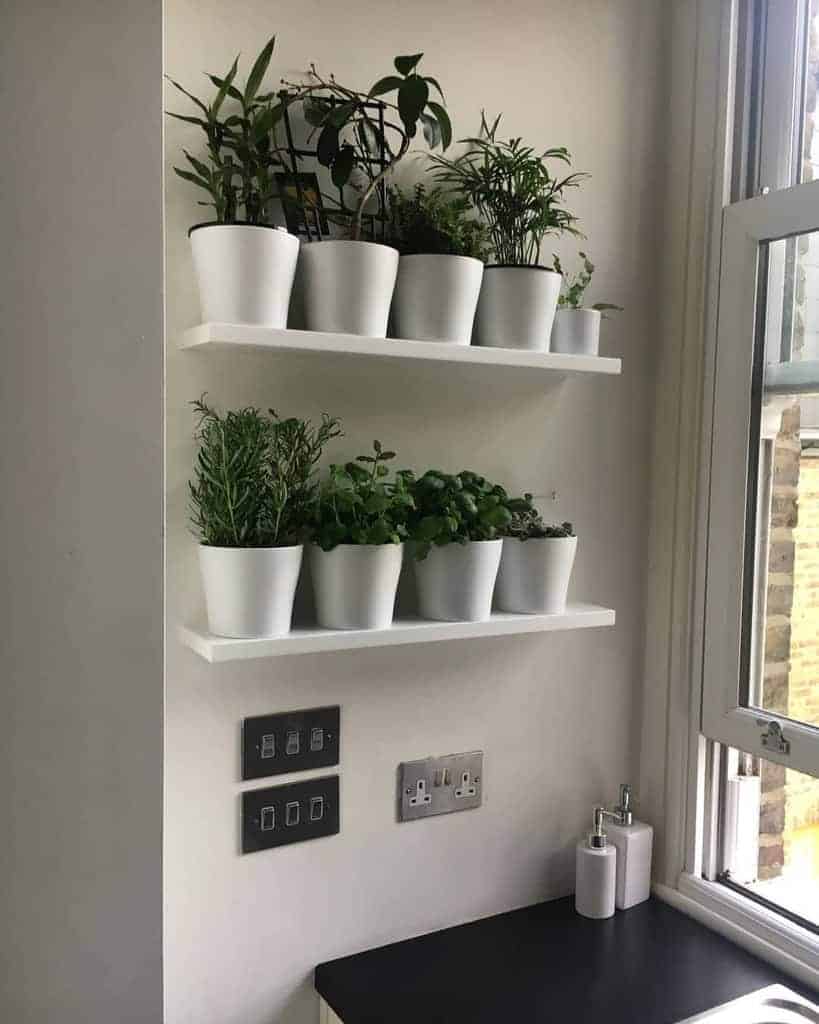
[184,150,212,179]
[174,167,212,191]
[331,145,355,188]
[317,123,340,167]
[357,118,381,155]
[394,53,424,76]
[426,101,452,149]
[398,75,429,129]
[207,74,243,103]
[165,76,209,115]
[420,112,441,149]
[424,76,445,101]
[212,57,239,116]
[245,36,275,105]
[325,100,358,129]
[369,74,403,97]
[166,111,209,128]
[591,302,623,312]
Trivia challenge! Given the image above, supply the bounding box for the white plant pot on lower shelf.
[496,536,578,614]
[473,266,561,351]
[413,540,503,622]
[310,543,403,630]
[297,240,399,337]
[391,254,484,345]
[550,308,602,356]
[198,544,303,638]
[189,224,299,327]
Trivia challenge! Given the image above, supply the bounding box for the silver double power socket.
[398,751,483,821]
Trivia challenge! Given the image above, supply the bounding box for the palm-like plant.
[431,112,586,266]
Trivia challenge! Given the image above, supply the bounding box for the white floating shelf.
[179,602,615,663]
[179,323,622,377]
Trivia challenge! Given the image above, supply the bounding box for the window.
[699,0,819,934]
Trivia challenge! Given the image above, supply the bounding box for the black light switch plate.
[242,705,340,780]
[242,775,340,853]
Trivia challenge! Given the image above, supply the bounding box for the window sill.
[654,875,819,989]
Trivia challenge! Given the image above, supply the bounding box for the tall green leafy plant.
[388,183,489,259]
[431,112,586,266]
[552,252,623,315]
[188,398,341,547]
[312,442,415,549]
[166,36,290,224]
[282,54,452,240]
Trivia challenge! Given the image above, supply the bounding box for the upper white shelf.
[179,323,622,377]
[180,602,615,663]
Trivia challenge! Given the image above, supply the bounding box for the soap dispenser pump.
[604,784,653,910]
[575,806,617,920]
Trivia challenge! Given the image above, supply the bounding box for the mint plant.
[312,441,415,550]
[503,493,575,541]
[553,252,622,315]
[388,183,489,259]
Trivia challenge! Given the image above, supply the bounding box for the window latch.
[757,719,790,756]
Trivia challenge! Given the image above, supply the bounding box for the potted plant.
[310,441,414,630]
[167,36,300,326]
[388,184,489,345]
[432,113,585,351]
[550,252,622,356]
[282,54,452,337]
[495,497,577,614]
[408,470,527,622]
[189,397,341,638]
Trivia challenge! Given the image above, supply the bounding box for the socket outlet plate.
[242,705,340,780]
[242,775,339,853]
[398,751,483,822]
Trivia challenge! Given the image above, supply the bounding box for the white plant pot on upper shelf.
[473,266,562,351]
[551,308,602,356]
[413,540,503,622]
[310,543,403,630]
[297,240,399,337]
[189,224,299,327]
[495,536,578,615]
[198,544,303,639]
[390,254,484,345]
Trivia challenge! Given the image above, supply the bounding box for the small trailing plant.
[431,112,586,266]
[189,397,341,547]
[552,252,623,315]
[407,470,530,559]
[312,441,415,550]
[503,494,575,541]
[282,54,452,240]
[388,183,489,259]
[166,36,291,225]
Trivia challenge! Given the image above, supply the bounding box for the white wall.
[0,2,164,1021]
[164,2,666,1022]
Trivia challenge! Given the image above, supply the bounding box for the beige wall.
[0,2,164,1021]
[164,2,666,1021]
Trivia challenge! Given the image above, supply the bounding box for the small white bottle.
[604,784,653,910]
[575,806,617,919]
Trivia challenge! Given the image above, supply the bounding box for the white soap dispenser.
[575,806,617,919]
[604,784,653,910]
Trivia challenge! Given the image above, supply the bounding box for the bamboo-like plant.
[282,54,452,241]
[166,36,290,225]
[431,112,586,266]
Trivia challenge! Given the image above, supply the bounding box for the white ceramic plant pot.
[198,544,303,638]
[496,536,578,614]
[298,240,399,337]
[391,254,484,345]
[310,543,403,630]
[473,266,562,351]
[413,540,503,622]
[189,224,299,327]
[550,308,602,356]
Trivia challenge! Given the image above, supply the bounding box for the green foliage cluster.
[312,441,415,549]
[167,36,290,225]
[431,112,586,266]
[189,398,341,547]
[504,493,575,540]
[553,252,623,315]
[388,184,489,260]
[282,53,452,241]
[407,470,530,559]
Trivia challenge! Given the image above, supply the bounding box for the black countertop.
[315,896,815,1023]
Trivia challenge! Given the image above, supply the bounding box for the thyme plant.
[431,112,586,266]
[388,183,489,259]
[282,54,452,240]
[552,252,623,314]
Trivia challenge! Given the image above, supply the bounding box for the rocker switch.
[260,734,275,759]
[285,730,300,756]
[310,727,324,752]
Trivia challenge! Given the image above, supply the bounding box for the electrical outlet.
[398,752,483,821]
[242,705,340,780]
[242,775,339,853]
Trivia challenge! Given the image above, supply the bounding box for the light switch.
[310,796,324,821]
[260,806,275,832]
[285,801,300,827]
[285,730,300,756]
[242,706,340,780]
[261,734,275,759]
[310,727,324,752]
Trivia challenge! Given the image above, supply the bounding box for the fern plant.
[388,184,489,259]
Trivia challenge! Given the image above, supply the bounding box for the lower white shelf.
[179,602,615,663]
